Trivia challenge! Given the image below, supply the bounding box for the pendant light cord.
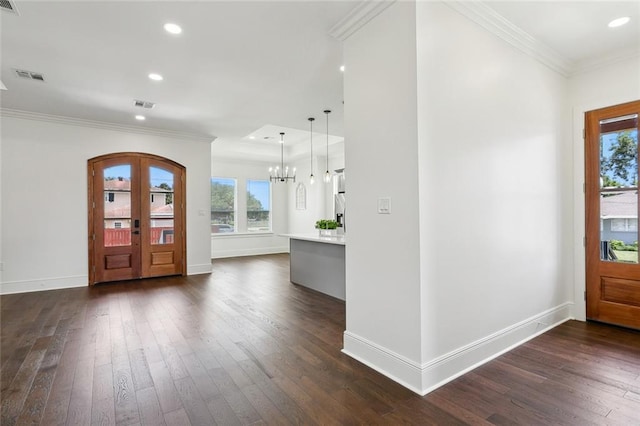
[280,132,284,173]
[324,110,331,183]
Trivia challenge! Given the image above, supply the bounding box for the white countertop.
[281,233,346,246]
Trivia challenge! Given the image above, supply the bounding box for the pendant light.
[269,132,296,183]
[324,109,332,183]
[308,117,315,184]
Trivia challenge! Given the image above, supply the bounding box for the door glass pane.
[104,165,132,247]
[150,166,174,245]
[599,114,639,263]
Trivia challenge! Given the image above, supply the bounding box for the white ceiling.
[486,1,640,70]
[1,1,639,162]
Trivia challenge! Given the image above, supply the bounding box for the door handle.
[132,230,140,235]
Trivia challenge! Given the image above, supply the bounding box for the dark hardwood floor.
[2,253,640,425]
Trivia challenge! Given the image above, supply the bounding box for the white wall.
[569,56,640,321]
[416,2,572,391]
[211,158,289,258]
[288,148,345,234]
[287,155,328,234]
[343,1,424,390]
[342,1,573,394]
[0,115,213,294]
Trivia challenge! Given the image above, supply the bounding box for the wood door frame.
[585,100,640,328]
[88,152,187,285]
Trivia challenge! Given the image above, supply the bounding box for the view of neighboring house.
[104,177,133,229]
[104,177,175,245]
[600,190,638,244]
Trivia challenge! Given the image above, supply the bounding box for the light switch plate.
[377,197,391,214]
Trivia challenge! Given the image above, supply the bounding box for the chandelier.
[269,132,296,183]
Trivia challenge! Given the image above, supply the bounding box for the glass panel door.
[586,100,640,330]
[599,114,639,263]
[103,165,132,247]
[89,153,185,285]
[149,166,174,245]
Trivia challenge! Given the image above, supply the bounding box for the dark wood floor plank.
[271,375,339,425]
[206,394,241,426]
[502,349,640,417]
[91,363,115,426]
[91,395,116,426]
[174,376,216,426]
[475,360,609,425]
[41,336,83,425]
[423,391,494,425]
[255,379,317,425]
[134,321,163,366]
[180,351,221,401]
[147,361,183,415]
[14,317,70,425]
[163,408,191,426]
[136,387,166,426]
[128,348,153,391]
[65,355,95,425]
[3,254,640,426]
[0,345,47,426]
[241,383,290,425]
[112,360,140,425]
[15,364,56,425]
[1,345,31,395]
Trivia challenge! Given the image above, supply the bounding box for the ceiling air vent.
[134,99,155,109]
[14,69,45,82]
[0,0,19,14]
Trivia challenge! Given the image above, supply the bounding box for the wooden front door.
[586,100,640,329]
[88,153,186,284]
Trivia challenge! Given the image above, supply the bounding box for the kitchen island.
[282,233,345,301]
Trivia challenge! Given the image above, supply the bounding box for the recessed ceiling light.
[135,115,146,121]
[148,73,163,81]
[608,17,630,28]
[249,136,256,140]
[164,23,182,35]
[340,65,345,72]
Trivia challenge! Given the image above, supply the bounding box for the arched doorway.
[88,152,186,284]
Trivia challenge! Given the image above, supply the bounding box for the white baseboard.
[187,263,213,275]
[343,302,573,395]
[342,333,425,394]
[212,246,289,259]
[0,275,88,295]
[1,263,212,294]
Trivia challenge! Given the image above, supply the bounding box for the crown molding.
[0,108,216,143]
[329,0,397,41]
[572,47,640,76]
[445,1,573,77]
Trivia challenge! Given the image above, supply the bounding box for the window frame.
[611,218,638,232]
[211,177,238,234]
